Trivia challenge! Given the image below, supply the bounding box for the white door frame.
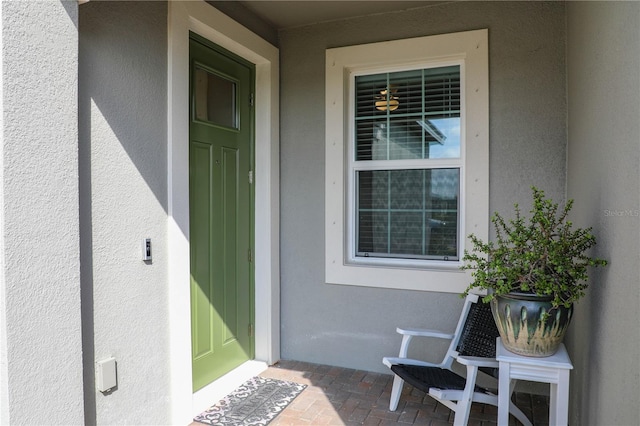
[167,2,280,423]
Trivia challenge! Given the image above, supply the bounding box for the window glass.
[355,65,460,161]
[353,64,461,262]
[356,168,459,260]
[194,66,237,129]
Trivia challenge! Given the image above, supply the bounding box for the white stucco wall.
[77,2,281,423]
[79,2,171,423]
[566,2,640,424]
[0,1,84,424]
[9,1,637,423]
[279,1,567,374]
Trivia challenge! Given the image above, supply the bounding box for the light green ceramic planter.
[490,292,573,357]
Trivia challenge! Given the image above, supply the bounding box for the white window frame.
[325,29,489,293]
[349,61,464,267]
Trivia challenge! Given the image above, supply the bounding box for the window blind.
[354,65,461,260]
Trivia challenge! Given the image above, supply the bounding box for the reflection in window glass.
[355,66,460,161]
[356,168,459,260]
[194,67,237,129]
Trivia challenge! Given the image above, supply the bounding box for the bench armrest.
[382,356,441,369]
[396,327,455,340]
[394,327,455,358]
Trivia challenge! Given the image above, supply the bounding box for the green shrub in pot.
[461,187,607,356]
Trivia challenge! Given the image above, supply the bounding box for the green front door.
[189,34,254,392]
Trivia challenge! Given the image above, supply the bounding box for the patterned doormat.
[194,377,307,426]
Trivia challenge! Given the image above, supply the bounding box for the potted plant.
[461,187,607,357]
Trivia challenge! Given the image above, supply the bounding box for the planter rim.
[496,292,555,302]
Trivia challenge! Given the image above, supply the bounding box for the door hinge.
[249,93,254,107]
[248,248,252,263]
[248,170,253,184]
[248,323,254,337]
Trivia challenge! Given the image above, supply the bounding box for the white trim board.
[325,29,489,293]
[167,2,280,423]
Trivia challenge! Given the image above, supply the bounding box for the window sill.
[347,256,461,271]
[326,259,473,293]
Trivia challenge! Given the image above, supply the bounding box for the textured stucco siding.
[566,2,640,424]
[278,1,567,373]
[0,1,84,424]
[79,2,170,424]
[3,0,636,424]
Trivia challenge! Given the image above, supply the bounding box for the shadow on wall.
[79,1,168,209]
[78,2,168,424]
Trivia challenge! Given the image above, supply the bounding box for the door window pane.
[194,66,237,129]
[356,168,459,260]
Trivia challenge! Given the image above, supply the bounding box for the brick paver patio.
[193,359,550,425]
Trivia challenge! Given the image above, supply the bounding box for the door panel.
[221,146,239,343]
[189,35,254,392]
[191,141,213,360]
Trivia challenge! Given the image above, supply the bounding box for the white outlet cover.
[96,357,117,392]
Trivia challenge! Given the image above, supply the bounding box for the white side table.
[496,338,573,426]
